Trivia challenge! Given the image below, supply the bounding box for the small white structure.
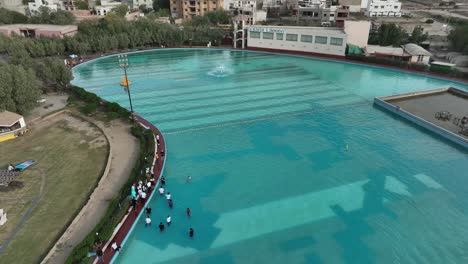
[247,25,347,57]
[402,43,432,65]
[0,111,27,142]
[365,0,401,17]
[0,209,7,226]
[28,0,59,14]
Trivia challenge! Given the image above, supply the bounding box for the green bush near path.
[65,87,155,264]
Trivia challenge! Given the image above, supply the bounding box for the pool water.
[72,49,468,264]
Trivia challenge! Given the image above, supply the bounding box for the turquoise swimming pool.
[72,49,468,264]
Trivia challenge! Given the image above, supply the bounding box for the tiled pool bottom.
[115,104,468,264]
[71,49,468,263]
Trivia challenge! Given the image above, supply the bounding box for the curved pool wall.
[73,49,468,264]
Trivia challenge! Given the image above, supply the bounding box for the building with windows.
[295,0,349,27]
[338,0,361,12]
[170,0,223,19]
[365,0,401,17]
[28,0,59,14]
[246,25,347,57]
[227,0,266,25]
[402,43,432,65]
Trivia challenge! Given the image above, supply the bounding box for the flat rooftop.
[381,87,468,139]
[0,24,77,32]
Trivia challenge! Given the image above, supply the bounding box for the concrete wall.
[344,20,370,48]
[247,25,347,56]
[374,98,468,149]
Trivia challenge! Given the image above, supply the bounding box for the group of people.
[139,174,195,238]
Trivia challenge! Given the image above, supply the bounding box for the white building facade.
[28,0,59,14]
[247,25,347,56]
[365,0,401,17]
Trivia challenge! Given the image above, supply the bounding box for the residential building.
[95,0,122,15]
[338,0,361,12]
[60,0,77,11]
[295,0,349,27]
[247,25,347,57]
[365,0,401,17]
[0,0,26,14]
[402,43,432,65]
[28,0,59,14]
[0,24,78,38]
[228,0,266,25]
[170,0,223,19]
[365,43,431,65]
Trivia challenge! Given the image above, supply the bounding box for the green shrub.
[66,124,156,264]
[81,103,97,115]
[105,111,119,120]
[425,19,434,24]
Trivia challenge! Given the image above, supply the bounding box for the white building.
[365,0,401,17]
[95,0,122,16]
[28,0,59,14]
[247,25,347,56]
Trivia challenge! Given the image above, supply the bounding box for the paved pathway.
[42,119,139,264]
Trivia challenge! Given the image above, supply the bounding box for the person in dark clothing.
[186,208,191,217]
[161,176,166,185]
[189,227,194,238]
[158,222,165,231]
[96,248,103,262]
[168,199,173,208]
[145,206,152,215]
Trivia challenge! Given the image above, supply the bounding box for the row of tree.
[368,24,428,47]
[0,7,75,25]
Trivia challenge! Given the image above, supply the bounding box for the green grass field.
[0,116,109,264]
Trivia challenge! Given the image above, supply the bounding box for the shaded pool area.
[72,49,468,264]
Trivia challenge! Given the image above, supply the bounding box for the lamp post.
[118,54,134,115]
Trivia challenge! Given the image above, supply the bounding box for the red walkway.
[99,115,166,263]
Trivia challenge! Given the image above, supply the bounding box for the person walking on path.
[168,199,173,208]
[145,216,152,227]
[187,175,191,183]
[166,215,172,226]
[159,186,164,196]
[161,176,166,186]
[186,208,191,217]
[165,192,171,200]
[159,222,165,231]
[96,248,103,262]
[189,227,194,238]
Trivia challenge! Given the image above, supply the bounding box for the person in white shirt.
[159,187,164,195]
[165,192,171,200]
[145,216,151,226]
[141,192,147,200]
[111,242,121,252]
[166,215,171,226]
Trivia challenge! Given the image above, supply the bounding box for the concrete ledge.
[374,96,468,149]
